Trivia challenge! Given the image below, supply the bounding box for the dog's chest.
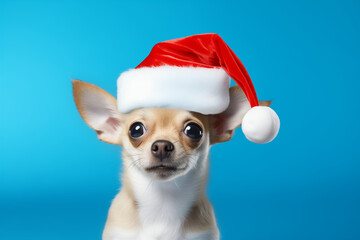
[137,186,192,239]
[130,170,199,239]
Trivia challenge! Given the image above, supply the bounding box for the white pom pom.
[241,106,280,144]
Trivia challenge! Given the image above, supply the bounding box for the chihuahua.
[72,80,270,240]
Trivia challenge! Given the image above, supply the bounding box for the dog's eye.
[184,122,203,139]
[129,122,146,138]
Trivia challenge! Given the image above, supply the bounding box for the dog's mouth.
[145,164,178,173]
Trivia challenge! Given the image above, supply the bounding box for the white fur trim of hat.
[117,66,230,115]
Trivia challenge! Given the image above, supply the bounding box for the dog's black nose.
[151,140,174,160]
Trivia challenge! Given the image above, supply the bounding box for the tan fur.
[103,188,139,231]
[183,196,217,233]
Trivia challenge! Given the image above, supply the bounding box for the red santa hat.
[117,33,280,144]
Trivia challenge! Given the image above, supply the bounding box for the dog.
[72,80,270,240]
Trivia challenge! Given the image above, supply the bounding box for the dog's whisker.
[144,179,153,194]
[173,180,180,190]
[123,153,143,157]
[126,159,142,171]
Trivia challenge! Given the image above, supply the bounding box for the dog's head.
[73,80,270,180]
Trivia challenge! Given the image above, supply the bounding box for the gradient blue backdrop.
[1,0,359,239]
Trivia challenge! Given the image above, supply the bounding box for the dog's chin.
[144,164,188,181]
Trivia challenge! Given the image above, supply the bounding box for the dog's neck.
[122,150,209,239]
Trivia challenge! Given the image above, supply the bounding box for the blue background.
[1,0,359,239]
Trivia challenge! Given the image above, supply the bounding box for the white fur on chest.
[128,163,203,240]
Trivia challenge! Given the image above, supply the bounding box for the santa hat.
[117,33,280,144]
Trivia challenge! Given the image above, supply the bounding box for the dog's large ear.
[209,85,271,144]
[72,80,124,145]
